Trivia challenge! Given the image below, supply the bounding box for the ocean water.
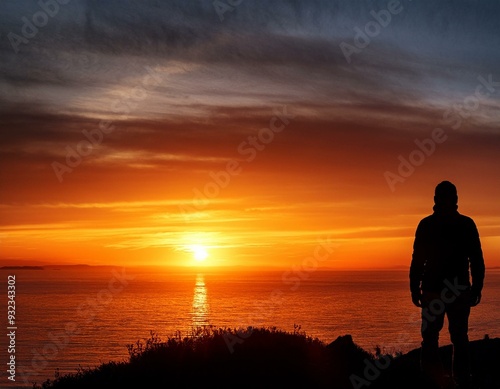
[1,267,499,388]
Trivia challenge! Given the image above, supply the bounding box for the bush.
[33,326,370,389]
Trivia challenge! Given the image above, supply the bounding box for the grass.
[32,327,500,389]
[33,326,375,389]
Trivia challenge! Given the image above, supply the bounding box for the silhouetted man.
[410,181,485,389]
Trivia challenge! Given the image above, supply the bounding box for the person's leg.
[421,292,446,384]
[447,295,472,388]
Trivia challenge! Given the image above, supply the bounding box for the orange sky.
[2,115,499,269]
[1,2,500,269]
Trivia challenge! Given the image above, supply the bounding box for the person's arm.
[410,221,426,307]
[468,219,485,306]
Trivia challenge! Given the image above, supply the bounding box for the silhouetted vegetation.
[33,328,500,389]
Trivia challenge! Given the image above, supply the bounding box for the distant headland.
[0,264,93,270]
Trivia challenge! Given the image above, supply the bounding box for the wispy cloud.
[1,1,499,266]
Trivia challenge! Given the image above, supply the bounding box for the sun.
[191,245,209,262]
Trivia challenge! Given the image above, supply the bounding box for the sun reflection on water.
[191,274,210,328]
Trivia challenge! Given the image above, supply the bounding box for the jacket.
[409,205,485,295]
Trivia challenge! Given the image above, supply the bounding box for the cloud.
[1,1,500,267]
[2,0,500,114]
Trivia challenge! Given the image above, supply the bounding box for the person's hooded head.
[433,180,458,214]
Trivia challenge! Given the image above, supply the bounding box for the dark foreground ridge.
[34,327,500,389]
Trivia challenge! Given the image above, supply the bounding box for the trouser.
[420,289,471,385]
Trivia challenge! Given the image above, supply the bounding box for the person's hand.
[411,291,422,307]
[469,287,482,307]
